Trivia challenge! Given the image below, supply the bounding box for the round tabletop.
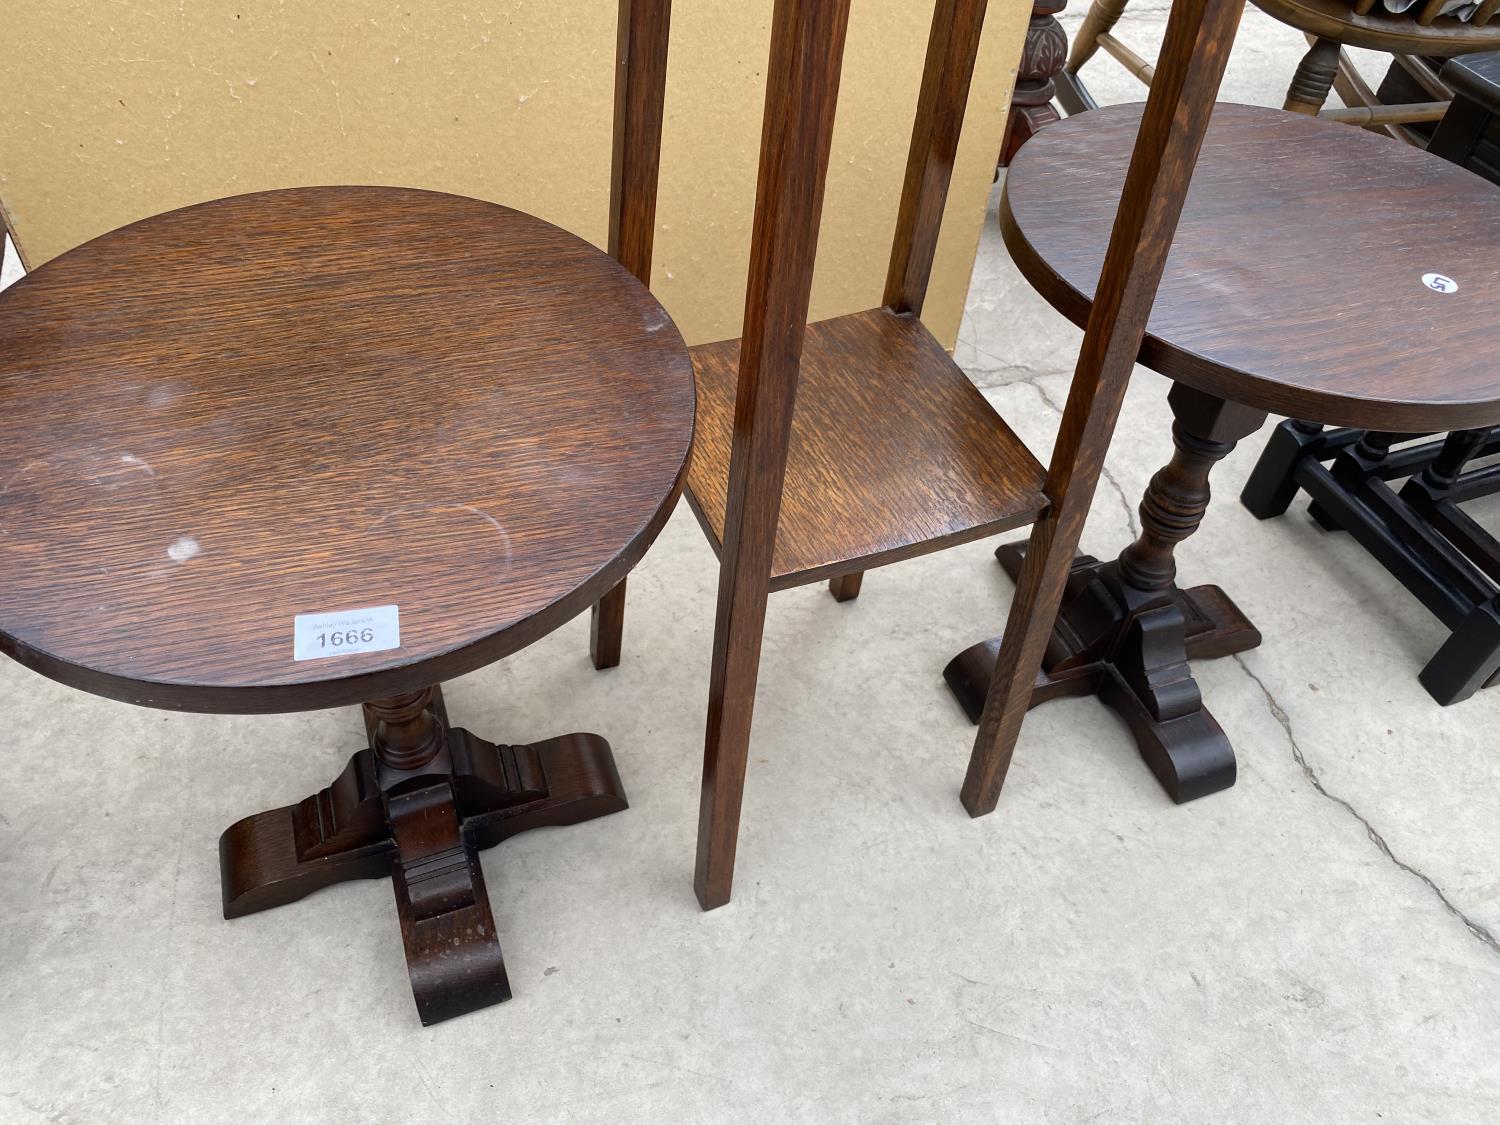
[1002,102,1500,431]
[0,187,695,713]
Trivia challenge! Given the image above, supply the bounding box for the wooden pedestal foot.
[219,686,627,1025]
[944,544,1256,801]
[388,773,513,1023]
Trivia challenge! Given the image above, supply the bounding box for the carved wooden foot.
[219,685,627,1025]
[945,545,1259,801]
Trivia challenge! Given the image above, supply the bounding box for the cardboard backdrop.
[0,1,1027,348]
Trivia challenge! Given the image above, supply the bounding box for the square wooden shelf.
[685,307,1048,590]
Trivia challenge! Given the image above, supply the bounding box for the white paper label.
[293,604,401,661]
[1422,272,1458,294]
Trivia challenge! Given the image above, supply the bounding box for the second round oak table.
[946,102,1500,801]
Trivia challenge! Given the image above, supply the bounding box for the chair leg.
[694,562,775,911]
[1284,37,1341,116]
[827,572,863,602]
[1067,0,1130,74]
[1421,597,1500,705]
[590,579,627,670]
[1240,419,1323,520]
[693,0,852,911]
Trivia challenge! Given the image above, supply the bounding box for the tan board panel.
[0,0,1027,347]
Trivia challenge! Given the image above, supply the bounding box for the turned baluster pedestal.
[948,101,1500,804]
[947,383,1265,801]
[220,685,628,1024]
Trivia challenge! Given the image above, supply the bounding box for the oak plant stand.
[633,0,1253,910]
[949,102,1500,802]
[0,2,688,1026]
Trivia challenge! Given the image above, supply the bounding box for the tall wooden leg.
[828,572,864,602]
[696,565,774,911]
[590,579,627,669]
[1284,36,1341,115]
[693,0,852,911]
[591,0,674,676]
[219,684,628,1024]
[953,382,1266,808]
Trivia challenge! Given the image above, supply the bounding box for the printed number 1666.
[321,628,375,648]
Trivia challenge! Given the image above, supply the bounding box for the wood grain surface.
[1001,101,1500,431]
[686,306,1046,589]
[0,186,694,712]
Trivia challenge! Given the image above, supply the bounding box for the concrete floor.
[3,11,1499,1125]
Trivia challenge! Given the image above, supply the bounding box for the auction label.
[293,604,401,661]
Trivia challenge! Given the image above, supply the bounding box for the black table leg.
[1242,419,1500,705]
[946,383,1266,802]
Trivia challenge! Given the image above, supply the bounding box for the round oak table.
[946,102,1500,802]
[0,187,695,1024]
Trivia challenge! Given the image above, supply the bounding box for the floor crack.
[1234,654,1500,957]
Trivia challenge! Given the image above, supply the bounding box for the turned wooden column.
[1119,419,1239,591]
[1002,0,1070,165]
[1117,383,1266,593]
[1419,428,1490,493]
[365,688,446,770]
[1284,36,1341,115]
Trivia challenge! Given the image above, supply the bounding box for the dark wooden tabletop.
[1002,102,1500,430]
[0,187,695,712]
